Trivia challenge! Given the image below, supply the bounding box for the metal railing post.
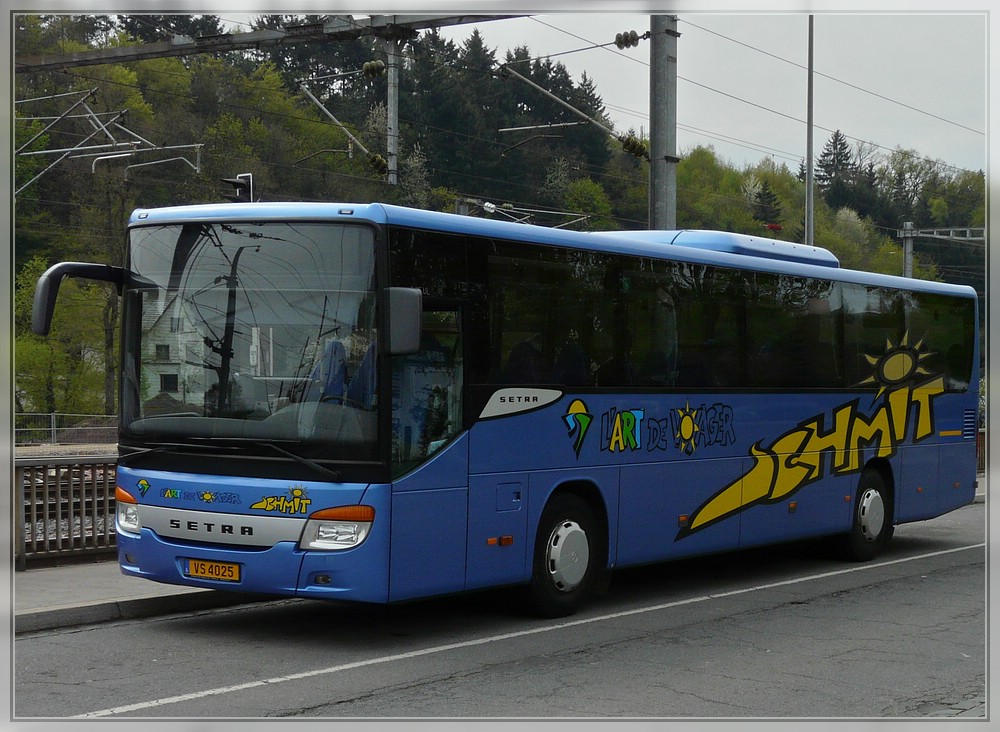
[14,465,26,571]
[13,454,117,566]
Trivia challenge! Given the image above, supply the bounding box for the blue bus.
[32,202,980,617]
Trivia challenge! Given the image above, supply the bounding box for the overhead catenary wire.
[14,14,982,229]
[26,16,981,183]
[518,14,983,177]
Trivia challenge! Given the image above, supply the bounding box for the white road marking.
[75,542,985,718]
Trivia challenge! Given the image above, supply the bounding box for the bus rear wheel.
[527,494,599,618]
[840,469,894,561]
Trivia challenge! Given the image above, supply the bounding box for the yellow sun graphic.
[675,402,700,454]
[857,332,933,398]
[199,492,215,503]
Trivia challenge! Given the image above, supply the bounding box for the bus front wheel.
[527,494,599,618]
[840,469,894,562]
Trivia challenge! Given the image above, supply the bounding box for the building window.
[155,344,170,360]
[160,374,179,393]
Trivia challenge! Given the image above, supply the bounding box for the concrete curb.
[15,590,276,634]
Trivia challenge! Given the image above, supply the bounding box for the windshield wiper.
[253,440,342,482]
[120,438,342,481]
[185,437,342,482]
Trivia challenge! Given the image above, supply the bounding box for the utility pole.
[894,224,985,279]
[805,15,815,246]
[214,245,258,413]
[649,15,679,230]
[901,221,914,278]
[384,37,402,186]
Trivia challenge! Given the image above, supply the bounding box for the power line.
[516,15,982,177]
[680,18,984,137]
[13,16,984,234]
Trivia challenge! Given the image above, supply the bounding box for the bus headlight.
[300,505,375,551]
[115,486,141,535]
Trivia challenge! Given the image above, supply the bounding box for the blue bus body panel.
[296,483,391,603]
[466,472,528,590]
[117,533,304,596]
[121,202,980,603]
[468,386,978,571]
[388,435,471,601]
[116,465,393,603]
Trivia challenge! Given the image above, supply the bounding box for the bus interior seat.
[304,339,347,402]
[551,341,591,386]
[503,339,546,384]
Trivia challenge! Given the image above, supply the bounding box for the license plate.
[184,558,240,582]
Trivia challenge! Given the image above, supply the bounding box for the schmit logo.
[678,334,947,539]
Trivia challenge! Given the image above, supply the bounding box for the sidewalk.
[13,476,987,635]
[14,442,275,633]
[13,559,274,634]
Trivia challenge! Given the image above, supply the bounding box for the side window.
[672,264,746,388]
[391,309,463,475]
[843,284,905,386]
[900,291,974,391]
[488,250,609,387]
[621,268,678,387]
[749,274,843,389]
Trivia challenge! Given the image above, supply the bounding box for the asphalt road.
[14,501,985,720]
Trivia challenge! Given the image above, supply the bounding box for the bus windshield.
[121,221,379,462]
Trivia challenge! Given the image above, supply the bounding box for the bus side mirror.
[386,287,422,356]
[32,262,125,336]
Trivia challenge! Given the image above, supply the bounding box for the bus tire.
[840,468,894,562]
[527,493,599,618]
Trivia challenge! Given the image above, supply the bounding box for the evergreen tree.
[751,179,782,226]
[12,14,986,413]
[566,71,612,172]
[116,14,223,43]
[401,31,466,192]
[815,129,854,209]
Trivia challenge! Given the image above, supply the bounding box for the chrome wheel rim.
[546,519,589,592]
[858,488,885,542]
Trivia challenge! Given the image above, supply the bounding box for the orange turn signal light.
[309,505,375,522]
[115,486,137,504]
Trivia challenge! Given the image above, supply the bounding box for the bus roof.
[590,229,841,268]
[128,201,977,300]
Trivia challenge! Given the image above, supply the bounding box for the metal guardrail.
[977,429,986,474]
[13,455,118,570]
[14,413,117,446]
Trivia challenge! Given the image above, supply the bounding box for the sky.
[196,6,992,177]
[10,3,987,175]
[433,13,988,175]
[10,3,991,177]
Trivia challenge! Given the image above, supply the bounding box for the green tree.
[815,129,854,210]
[538,157,571,208]
[677,146,757,233]
[564,178,617,231]
[116,14,223,43]
[748,177,782,226]
[399,142,431,209]
[15,257,106,414]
